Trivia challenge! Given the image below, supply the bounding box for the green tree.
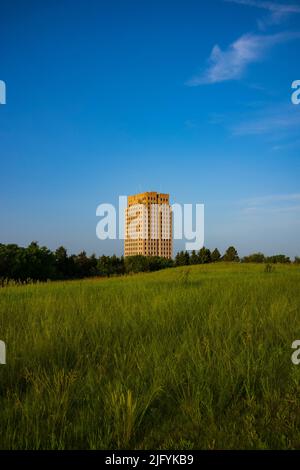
[73,251,97,278]
[175,251,189,266]
[223,246,239,262]
[25,241,56,281]
[110,255,125,275]
[265,254,290,264]
[242,252,265,263]
[198,247,211,264]
[55,246,69,278]
[183,251,190,265]
[97,255,114,277]
[211,248,221,262]
[124,255,149,273]
[190,250,199,265]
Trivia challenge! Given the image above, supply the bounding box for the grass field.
[0,262,300,450]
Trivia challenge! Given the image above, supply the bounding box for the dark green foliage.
[55,246,71,279]
[0,242,55,283]
[175,251,190,266]
[198,247,211,264]
[211,248,221,262]
[124,255,149,273]
[0,241,296,285]
[0,242,173,283]
[190,250,199,265]
[223,246,239,262]
[243,253,292,265]
[125,255,173,273]
[243,253,265,263]
[72,251,98,278]
[98,255,125,277]
[265,255,291,264]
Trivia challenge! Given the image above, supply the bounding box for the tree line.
[0,242,172,284]
[0,242,298,285]
[174,247,295,265]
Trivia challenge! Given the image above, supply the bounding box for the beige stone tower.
[124,192,172,258]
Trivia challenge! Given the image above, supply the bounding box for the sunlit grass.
[0,262,300,449]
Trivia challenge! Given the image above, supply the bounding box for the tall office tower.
[124,192,172,258]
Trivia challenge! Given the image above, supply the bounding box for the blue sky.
[0,0,299,257]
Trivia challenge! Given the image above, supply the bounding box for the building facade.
[124,191,172,258]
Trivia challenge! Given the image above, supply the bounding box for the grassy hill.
[0,263,300,449]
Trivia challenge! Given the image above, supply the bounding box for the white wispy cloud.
[226,0,300,28]
[240,193,300,216]
[230,102,300,135]
[186,31,300,85]
[244,193,300,205]
[271,138,300,151]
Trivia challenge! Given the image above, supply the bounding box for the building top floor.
[127,191,170,206]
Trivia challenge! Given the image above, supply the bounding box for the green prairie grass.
[0,262,300,449]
